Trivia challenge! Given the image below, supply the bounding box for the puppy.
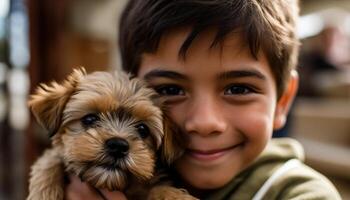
[27,68,196,200]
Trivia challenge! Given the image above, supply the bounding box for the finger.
[101,189,127,200]
[65,175,101,200]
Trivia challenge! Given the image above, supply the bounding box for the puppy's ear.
[28,68,86,137]
[161,114,185,165]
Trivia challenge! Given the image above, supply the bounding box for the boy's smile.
[186,140,245,162]
[137,27,289,190]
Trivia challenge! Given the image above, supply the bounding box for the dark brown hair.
[119,0,300,98]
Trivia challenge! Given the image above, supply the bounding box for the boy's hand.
[65,175,127,200]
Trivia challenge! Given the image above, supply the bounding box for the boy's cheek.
[241,116,272,161]
[163,103,187,125]
[237,114,272,154]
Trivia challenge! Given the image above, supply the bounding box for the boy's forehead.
[157,27,258,62]
[140,27,274,80]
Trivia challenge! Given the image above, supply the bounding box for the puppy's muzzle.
[105,138,129,158]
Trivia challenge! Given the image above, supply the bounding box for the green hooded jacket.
[204,138,341,200]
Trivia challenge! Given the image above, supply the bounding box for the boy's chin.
[174,147,255,190]
[188,177,232,190]
[175,164,238,190]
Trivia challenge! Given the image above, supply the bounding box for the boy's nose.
[184,96,226,136]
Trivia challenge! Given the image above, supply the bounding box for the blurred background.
[0,0,349,199]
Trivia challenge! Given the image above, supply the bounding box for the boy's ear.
[273,70,299,130]
[28,68,86,137]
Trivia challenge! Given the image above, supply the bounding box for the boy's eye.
[154,84,185,96]
[81,114,100,126]
[224,85,255,95]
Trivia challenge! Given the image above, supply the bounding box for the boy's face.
[138,28,294,189]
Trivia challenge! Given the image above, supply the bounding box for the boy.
[66,0,341,199]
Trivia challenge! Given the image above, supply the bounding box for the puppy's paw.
[148,185,199,200]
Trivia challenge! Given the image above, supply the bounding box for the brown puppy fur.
[27,68,196,200]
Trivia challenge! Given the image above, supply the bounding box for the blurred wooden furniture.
[291,98,350,179]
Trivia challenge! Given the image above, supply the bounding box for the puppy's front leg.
[148,185,199,200]
[27,148,65,200]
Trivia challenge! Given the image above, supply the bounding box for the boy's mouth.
[186,142,244,162]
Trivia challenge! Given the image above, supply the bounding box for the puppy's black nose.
[105,138,129,158]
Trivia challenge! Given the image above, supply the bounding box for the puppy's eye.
[136,123,150,139]
[81,114,100,126]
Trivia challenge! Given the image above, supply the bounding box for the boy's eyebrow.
[218,69,266,81]
[143,69,188,81]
